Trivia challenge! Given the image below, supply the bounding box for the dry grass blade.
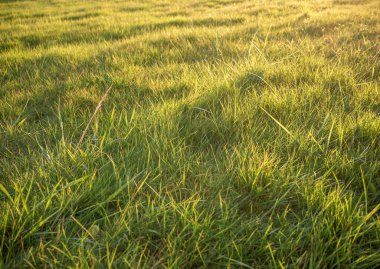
[259,106,296,140]
[76,86,112,150]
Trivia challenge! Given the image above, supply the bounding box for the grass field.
[0,0,379,267]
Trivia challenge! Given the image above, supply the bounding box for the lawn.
[0,0,379,267]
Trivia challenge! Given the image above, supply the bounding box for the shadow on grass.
[62,12,101,21]
[14,15,245,50]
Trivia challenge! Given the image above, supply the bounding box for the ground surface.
[0,0,379,267]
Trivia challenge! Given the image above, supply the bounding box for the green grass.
[0,0,379,267]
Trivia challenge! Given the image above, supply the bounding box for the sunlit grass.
[0,0,379,267]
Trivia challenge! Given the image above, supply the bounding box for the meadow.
[0,0,379,267]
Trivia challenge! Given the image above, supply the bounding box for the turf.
[0,0,379,267]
